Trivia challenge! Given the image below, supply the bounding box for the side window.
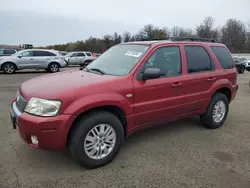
[4,49,16,55]
[44,51,56,56]
[78,52,86,57]
[85,52,92,56]
[185,46,213,73]
[71,53,78,57]
[0,49,4,55]
[211,46,234,69]
[21,51,33,57]
[143,46,181,77]
[34,51,56,56]
[33,51,44,56]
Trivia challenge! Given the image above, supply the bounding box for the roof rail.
[172,37,216,43]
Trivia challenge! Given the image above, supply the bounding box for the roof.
[123,39,223,47]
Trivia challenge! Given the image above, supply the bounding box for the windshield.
[86,44,150,76]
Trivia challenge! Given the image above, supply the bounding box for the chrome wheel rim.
[84,124,116,160]
[212,100,226,123]
[51,64,59,72]
[4,64,15,73]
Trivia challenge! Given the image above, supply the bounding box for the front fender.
[63,93,133,116]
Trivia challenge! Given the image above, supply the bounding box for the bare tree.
[142,24,155,40]
[196,17,219,40]
[112,32,122,45]
[171,26,195,38]
[220,19,246,52]
[123,31,132,42]
[153,27,170,40]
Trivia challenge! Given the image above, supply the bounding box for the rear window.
[210,46,234,69]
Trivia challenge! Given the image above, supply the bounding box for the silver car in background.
[0,49,67,74]
[65,51,96,67]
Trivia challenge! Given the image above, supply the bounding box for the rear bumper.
[10,101,76,151]
[231,84,239,102]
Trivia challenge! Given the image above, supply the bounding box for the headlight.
[24,97,61,117]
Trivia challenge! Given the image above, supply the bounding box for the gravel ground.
[0,68,250,188]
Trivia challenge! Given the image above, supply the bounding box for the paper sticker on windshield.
[125,51,142,58]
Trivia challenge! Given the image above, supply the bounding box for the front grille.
[16,92,28,112]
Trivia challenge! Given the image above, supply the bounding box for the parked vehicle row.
[64,51,96,67]
[0,48,17,56]
[0,49,67,74]
[10,37,238,169]
[232,56,249,74]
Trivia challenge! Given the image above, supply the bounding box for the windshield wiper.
[80,66,88,71]
[89,68,106,75]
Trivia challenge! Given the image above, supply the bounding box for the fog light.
[31,135,38,145]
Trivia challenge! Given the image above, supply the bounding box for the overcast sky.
[1,0,250,46]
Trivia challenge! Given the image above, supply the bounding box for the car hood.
[20,69,118,100]
[0,56,13,61]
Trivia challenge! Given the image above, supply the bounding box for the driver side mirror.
[142,68,162,80]
[18,55,22,58]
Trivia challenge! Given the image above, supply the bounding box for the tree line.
[42,17,250,53]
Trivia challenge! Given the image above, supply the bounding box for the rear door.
[68,52,78,65]
[77,52,87,65]
[179,45,218,112]
[33,51,57,68]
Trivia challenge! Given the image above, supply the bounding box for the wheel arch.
[213,87,232,102]
[48,61,61,68]
[66,105,127,148]
[1,61,17,70]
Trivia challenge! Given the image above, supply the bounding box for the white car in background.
[245,60,250,71]
[65,51,96,66]
[0,49,66,74]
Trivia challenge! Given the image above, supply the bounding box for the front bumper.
[10,101,76,151]
[60,61,67,68]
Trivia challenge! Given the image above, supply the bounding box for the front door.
[133,45,186,126]
[16,51,34,69]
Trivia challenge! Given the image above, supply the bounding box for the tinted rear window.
[185,46,213,73]
[211,46,234,69]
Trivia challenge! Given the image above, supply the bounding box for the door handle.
[208,77,216,81]
[29,58,34,60]
[171,82,182,87]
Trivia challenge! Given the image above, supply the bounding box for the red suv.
[10,38,238,169]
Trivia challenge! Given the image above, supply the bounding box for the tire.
[200,93,229,129]
[69,111,124,169]
[238,66,245,74]
[2,62,16,74]
[48,62,60,73]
